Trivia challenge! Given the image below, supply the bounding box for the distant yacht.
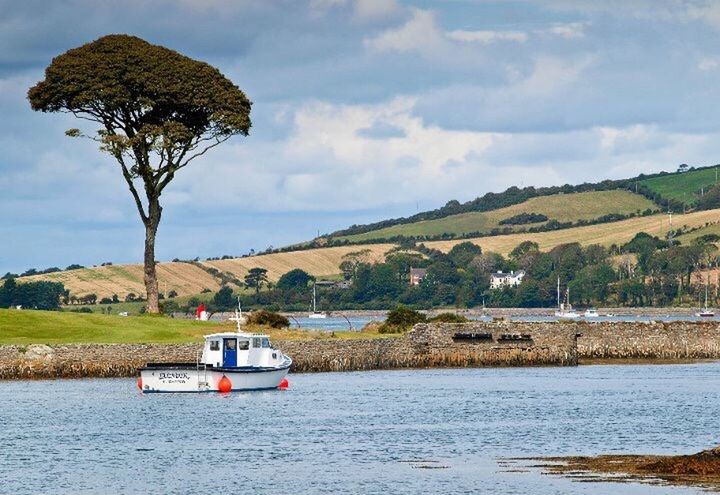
[584,308,600,318]
[308,284,327,319]
[555,278,580,319]
[697,283,715,318]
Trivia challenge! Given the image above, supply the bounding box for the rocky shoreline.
[522,447,720,490]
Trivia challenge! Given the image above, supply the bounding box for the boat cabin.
[200,332,279,369]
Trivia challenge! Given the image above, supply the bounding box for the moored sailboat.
[554,277,580,319]
[697,282,715,318]
[308,283,327,319]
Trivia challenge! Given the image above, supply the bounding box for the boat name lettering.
[158,372,190,381]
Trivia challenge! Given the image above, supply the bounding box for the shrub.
[379,306,426,333]
[428,312,469,323]
[69,307,93,313]
[498,212,549,225]
[247,310,290,329]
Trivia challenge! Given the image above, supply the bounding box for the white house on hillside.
[490,270,525,289]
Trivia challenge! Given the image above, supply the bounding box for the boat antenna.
[234,296,242,331]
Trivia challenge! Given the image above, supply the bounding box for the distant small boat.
[308,284,327,319]
[584,308,599,318]
[554,278,580,319]
[696,283,715,317]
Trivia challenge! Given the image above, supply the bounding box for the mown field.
[676,222,720,244]
[203,244,391,283]
[338,190,657,241]
[425,208,720,255]
[22,244,394,300]
[0,309,387,345]
[639,166,720,204]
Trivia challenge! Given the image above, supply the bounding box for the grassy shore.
[0,309,392,345]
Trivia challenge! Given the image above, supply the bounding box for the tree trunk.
[144,199,162,313]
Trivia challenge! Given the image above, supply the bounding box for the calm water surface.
[2,363,720,494]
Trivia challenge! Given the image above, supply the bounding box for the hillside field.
[338,190,657,241]
[639,166,720,204]
[22,244,394,300]
[425,208,720,254]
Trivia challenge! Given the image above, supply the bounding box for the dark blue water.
[2,364,719,494]
[290,315,380,330]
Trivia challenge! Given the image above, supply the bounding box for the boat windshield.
[262,337,270,348]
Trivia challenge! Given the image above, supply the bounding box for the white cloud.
[687,3,720,29]
[364,8,449,55]
[545,22,587,39]
[367,9,587,58]
[353,0,400,21]
[698,56,720,71]
[446,29,528,44]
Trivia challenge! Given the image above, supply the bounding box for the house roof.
[491,271,525,278]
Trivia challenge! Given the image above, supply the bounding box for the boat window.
[238,340,249,350]
[261,338,270,348]
[252,337,261,348]
[210,340,220,351]
[225,339,236,350]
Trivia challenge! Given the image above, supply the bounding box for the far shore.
[185,306,717,321]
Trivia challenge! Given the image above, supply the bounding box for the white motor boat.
[584,308,599,318]
[308,284,327,319]
[138,331,291,393]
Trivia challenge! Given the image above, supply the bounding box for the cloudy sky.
[2,0,720,273]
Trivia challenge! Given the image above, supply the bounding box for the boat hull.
[139,363,290,393]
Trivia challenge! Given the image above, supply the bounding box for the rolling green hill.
[339,190,657,242]
[639,166,719,205]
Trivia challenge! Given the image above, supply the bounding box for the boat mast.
[313,284,317,313]
[557,277,560,308]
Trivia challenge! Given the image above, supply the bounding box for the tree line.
[164,233,719,314]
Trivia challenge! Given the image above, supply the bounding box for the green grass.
[341,190,657,241]
[69,301,146,315]
[0,308,223,344]
[0,309,396,345]
[639,166,720,204]
[676,222,720,245]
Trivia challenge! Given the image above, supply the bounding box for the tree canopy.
[28,35,252,313]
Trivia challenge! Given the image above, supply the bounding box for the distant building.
[490,270,525,289]
[409,267,427,286]
[334,280,352,290]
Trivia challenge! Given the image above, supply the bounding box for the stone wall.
[0,322,577,379]
[4,320,717,379]
[575,321,720,360]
